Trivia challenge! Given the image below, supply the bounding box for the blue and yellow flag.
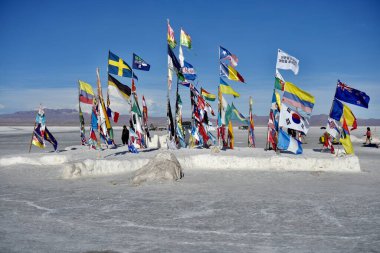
[108,51,138,80]
[219,78,240,98]
[282,82,315,117]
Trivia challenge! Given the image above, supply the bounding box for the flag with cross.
[108,51,138,80]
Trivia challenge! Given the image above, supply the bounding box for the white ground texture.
[0,126,379,252]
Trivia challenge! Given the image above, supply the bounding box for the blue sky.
[0,0,379,119]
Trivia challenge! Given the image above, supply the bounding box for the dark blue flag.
[132,53,150,71]
[329,98,344,121]
[335,80,370,108]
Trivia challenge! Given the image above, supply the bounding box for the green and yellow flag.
[180,28,191,49]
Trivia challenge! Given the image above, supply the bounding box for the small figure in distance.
[364,127,372,145]
[122,125,129,145]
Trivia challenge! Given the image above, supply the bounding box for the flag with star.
[108,51,138,80]
[334,80,370,109]
[132,53,150,71]
[219,46,238,67]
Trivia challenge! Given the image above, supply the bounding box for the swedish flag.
[108,51,138,80]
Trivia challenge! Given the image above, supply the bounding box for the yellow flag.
[228,121,234,149]
[341,104,357,128]
[340,134,354,154]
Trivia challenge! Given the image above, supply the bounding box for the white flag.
[221,95,228,125]
[276,49,299,75]
[275,69,285,82]
[326,117,340,139]
[179,45,184,67]
[279,104,309,134]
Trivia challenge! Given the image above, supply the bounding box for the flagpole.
[96,68,102,149]
[248,96,251,147]
[218,46,222,148]
[28,111,38,153]
[166,19,170,145]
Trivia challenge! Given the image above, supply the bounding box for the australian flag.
[335,80,370,108]
[132,53,150,71]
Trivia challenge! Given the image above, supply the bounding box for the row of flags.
[267,49,314,154]
[217,45,251,149]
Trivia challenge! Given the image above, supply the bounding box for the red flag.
[113,112,119,123]
[142,95,148,124]
[132,79,136,93]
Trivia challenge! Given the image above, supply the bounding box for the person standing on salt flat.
[364,127,372,145]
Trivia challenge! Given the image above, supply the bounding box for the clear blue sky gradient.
[0,0,379,118]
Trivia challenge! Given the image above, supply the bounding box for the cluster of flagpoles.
[76,50,151,151]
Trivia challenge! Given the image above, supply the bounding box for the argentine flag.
[277,128,303,154]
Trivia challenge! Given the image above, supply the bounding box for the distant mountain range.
[0,109,379,126]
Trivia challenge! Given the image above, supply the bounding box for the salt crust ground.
[0,127,379,252]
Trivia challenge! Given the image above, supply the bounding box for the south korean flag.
[279,104,309,134]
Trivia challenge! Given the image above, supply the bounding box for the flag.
[79,80,95,104]
[271,90,282,111]
[230,103,248,124]
[32,125,45,149]
[180,81,190,88]
[277,128,303,154]
[131,78,136,93]
[106,107,120,123]
[279,104,310,134]
[44,127,58,151]
[108,74,131,102]
[79,105,86,145]
[330,99,357,130]
[220,95,229,125]
[201,88,216,101]
[326,117,340,139]
[181,61,197,80]
[220,62,245,83]
[335,80,370,108]
[167,21,176,49]
[342,103,357,130]
[340,118,354,154]
[180,28,191,49]
[168,45,185,81]
[132,100,142,117]
[282,82,315,117]
[276,49,299,75]
[248,97,255,147]
[275,70,285,91]
[219,46,238,67]
[132,53,150,71]
[108,51,138,80]
[167,98,175,138]
[227,121,234,149]
[142,95,148,125]
[179,45,184,67]
[219,78,240,97]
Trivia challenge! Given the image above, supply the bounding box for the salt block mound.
[131,152,183,185]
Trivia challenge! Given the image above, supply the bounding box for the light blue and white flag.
[181,61,197,80]
[277,128,303,154]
